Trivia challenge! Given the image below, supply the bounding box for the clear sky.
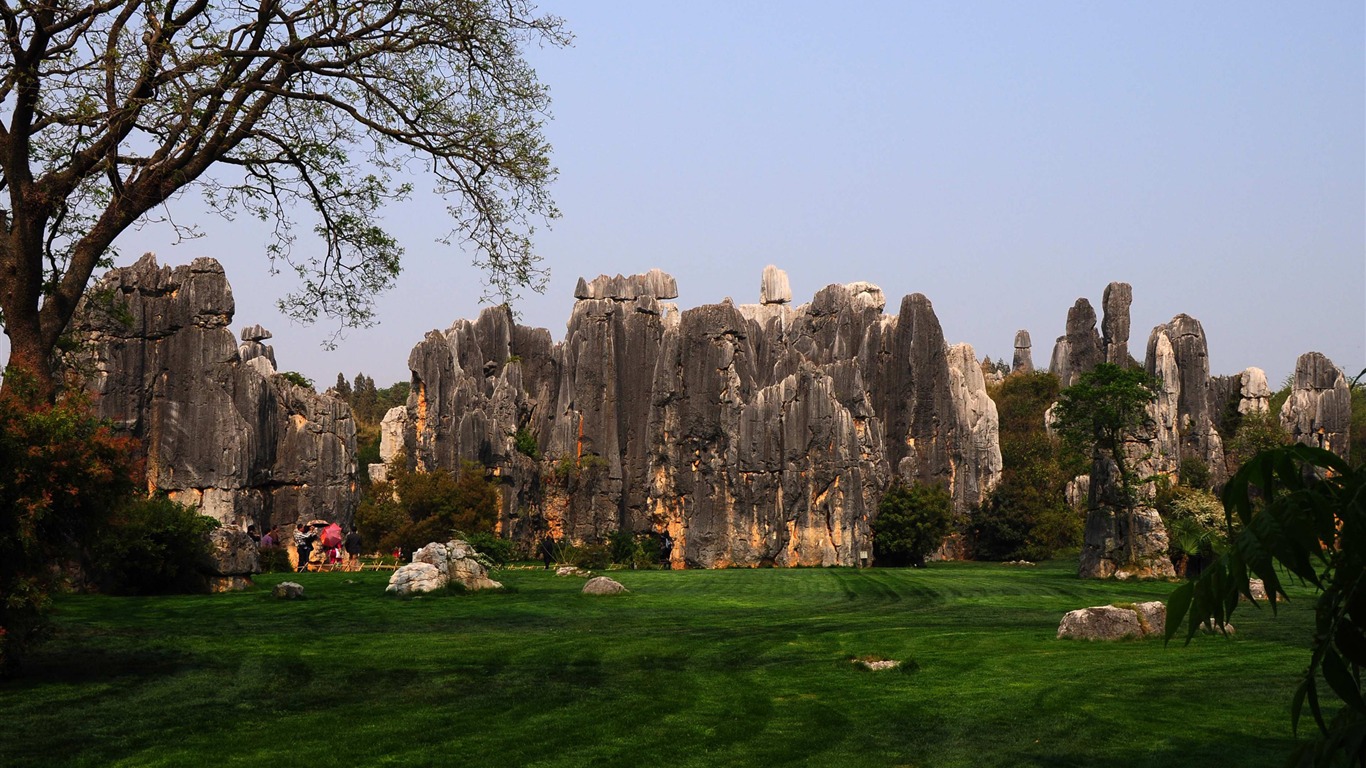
[7,1,1363,390]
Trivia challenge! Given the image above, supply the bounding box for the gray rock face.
[1012,330,1034,373]
[69,254,357,536]
[203,527,260,577]
[401,269,990,568]
[574,269,678,301]
[1077,446,1176,579]
[1101,282,1134,366]
[947,344,1002,510]
[1281,352,1351,459]
[1237,368,1272,415]
[1049,299,1102,387]
[1146,315,1225,485]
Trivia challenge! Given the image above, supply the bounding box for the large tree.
[0,0,568,400]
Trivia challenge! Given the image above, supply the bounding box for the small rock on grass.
[582,576,627,595]
[273,581,304,599]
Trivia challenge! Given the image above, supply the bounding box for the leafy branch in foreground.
[1166,444,1364,765]
[2,0,569,399]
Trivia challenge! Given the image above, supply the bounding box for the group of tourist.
[246,521,365,571]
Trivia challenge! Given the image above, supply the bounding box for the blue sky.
[13,1,1363,389]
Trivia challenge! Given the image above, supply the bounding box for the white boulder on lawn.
[385,539,503,595]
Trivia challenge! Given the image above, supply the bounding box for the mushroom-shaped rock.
[582,576,628,595]
[1012,330,1034,373]
[241,324,273,342]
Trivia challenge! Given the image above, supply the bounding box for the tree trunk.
[1,321,56,405]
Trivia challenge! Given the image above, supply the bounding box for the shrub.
[356,457,501,556]
[464,531,516,566]
[1177,457,1211,490]
[514,428,540,460]
[1223,410,1290,476]
[276,371,314,389]
[258,545,294,573]
[0,391,141,676]
[87,495,219,595]
[608,529,637,564]
[568,543,612,571]
[872,483,953,567]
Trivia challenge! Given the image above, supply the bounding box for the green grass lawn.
[2,561,1314,767]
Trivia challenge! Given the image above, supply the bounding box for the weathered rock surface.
[760,264,792,305]
[1049,298,1103,388]
[1101,282,1134,366]
[947,344,1002,510]
[582,576,628,595]
[1280,352,1351,460]
[203,528,256,594]
[400,269,996,568]
[1057,602,1165,640]
[386,562,446,595]
[409,539,503,590]
[203,527,260,577]
[1147,315,1225,485]
[69,254,358,539]
[1012,330,1034,373]
[574,269,678,301]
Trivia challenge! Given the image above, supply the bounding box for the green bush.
[872,483,953,567]
[276,371,314,389]
[513,428,540,460]
[464,531,516,566]
[1177,457,1211,490]
[356,457,500,557]
[569,543,612,571]
[258,546,294,573]
[608,529,637,564]
[87,495,219,595]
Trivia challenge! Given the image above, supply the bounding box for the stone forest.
[69,254,1354,580]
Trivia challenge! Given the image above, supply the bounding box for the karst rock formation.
[69,254,357,534]
[62,256,1353,575]
[395,266,1001,567]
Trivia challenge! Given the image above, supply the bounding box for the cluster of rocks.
[69,254,358,545]
[387,265,1002,568]
[386,539,503,595]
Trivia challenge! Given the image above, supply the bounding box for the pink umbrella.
[321,523,343,549]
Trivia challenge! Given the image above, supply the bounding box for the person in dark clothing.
[293,524,315,572]
[246,524,261,545]
[343,528,363,571]
[538,536,555,569]
[660,532,673,569]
